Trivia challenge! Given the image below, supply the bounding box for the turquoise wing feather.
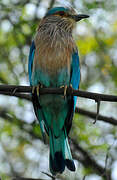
[71,50,80,90]
[70,50,80,110]
[28,41,35,85]
[28,41,46,142]
[65,50,80,135]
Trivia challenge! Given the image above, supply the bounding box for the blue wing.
[65,49,80,135]
[70,50,80,109]
[71,50,80,89]
[28,41,35,85]
[28,41,46,142]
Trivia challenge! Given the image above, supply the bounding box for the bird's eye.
[59,11,65,16]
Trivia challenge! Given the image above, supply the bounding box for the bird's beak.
[72,14,89,22]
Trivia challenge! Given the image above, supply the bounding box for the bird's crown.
[44,6,89,22]
[46,7,69,16]
[45,7,76,19]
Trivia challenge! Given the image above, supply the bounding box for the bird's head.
[44,7,89,32]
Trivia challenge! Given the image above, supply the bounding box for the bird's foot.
[69,84,74,93]
[32,83,43,96]
[32,86,36,94]
[69,84,72,89]
[60,85,68,99]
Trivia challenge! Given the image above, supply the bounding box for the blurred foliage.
[0,0,117,180]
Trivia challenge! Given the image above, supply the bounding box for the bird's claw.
[32,86,36,94]
[32,83,43,96]
[60,85,68,99]
[36,86,40,96]
[70,84,72,89]
[69,84,74,94]
[64,85,67,98]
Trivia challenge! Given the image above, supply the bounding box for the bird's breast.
[32,29,76,87]
[35,41,72,74]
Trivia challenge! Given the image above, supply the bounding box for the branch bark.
[0,85,117,102]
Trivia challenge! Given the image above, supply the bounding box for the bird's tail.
[49,128,75,175]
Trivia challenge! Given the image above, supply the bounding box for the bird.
[28,6,89,175]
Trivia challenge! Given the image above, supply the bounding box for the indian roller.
[28,7,89,175]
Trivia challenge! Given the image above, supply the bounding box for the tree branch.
[0,85,117,102]
[76,108,117,126]
[0,85,117,126]
[12,177,48,180]
[0,91,31,101]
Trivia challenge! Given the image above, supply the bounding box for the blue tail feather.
[49,128,75,175]
[65,159,75,171]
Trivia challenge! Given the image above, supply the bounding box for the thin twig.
[71,138,112,180]
[48,0,55,10]
[104,145,113,180]
[76,108,117,126]
[94,99,100,124]
[83,175,86,180]
[41,172,55,179]
[12,177,45,180]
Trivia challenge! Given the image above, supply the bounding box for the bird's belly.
[32,67,70,87]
